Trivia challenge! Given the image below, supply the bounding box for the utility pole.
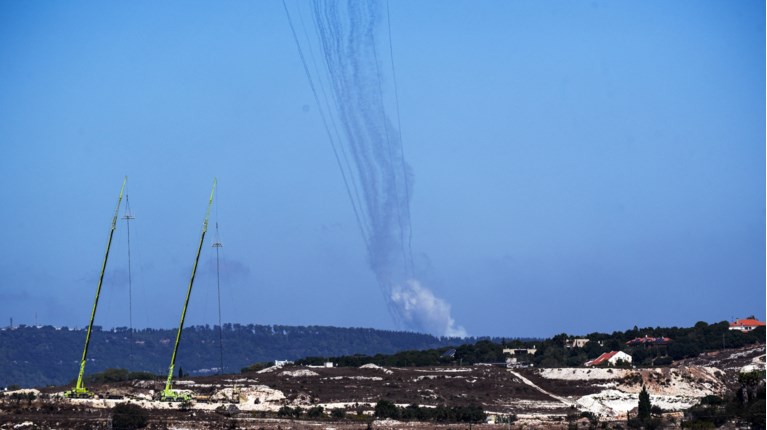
[122,194,135,369]
[212,222,224,375]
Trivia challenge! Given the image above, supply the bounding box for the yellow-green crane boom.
[65,177,127,398]
[160,179,216,402]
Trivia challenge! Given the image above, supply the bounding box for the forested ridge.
[0,324,468,388]
[295,320,764,369]
[3,320,762,389]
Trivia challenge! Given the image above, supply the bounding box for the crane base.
[159,390,192,402]
[64,387,94,399]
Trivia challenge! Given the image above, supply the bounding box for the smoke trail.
[285,0,465,337]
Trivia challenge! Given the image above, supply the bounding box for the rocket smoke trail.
[283,0,466,337]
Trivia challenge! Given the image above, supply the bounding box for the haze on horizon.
[0,0,764,339]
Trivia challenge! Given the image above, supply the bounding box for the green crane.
[65,177,127,399]
[160,179,216,402]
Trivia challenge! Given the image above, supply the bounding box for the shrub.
[112,403,148,430]
[374,400,399,419]
[306,406,324,418]
[277,406,300,418]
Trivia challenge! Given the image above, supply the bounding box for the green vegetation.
[306,405,324,418]
[296,339,507,367]
[532,323,763,368]
[0,324,467,387]
[83,368,157,385]
[627,385,662,429]
[374,400,486,423]
[277,405,302,418]
[240,361,273,373]
[111,402,148,430]
[637,386,652,421]
[684,370,766,429]
[3,320,762,388]
[297,322,763,370]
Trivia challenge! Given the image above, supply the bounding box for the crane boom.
[66,177,127,398]
[161,179,216,402]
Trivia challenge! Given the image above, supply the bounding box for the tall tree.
[638,385,652,422]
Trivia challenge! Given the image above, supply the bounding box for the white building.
[585,351,632,367]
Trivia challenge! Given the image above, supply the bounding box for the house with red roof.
[584,351,632,367]
[729,318,766,332]
[626,335,672,346]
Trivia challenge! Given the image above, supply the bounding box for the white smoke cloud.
[390,279,467,337]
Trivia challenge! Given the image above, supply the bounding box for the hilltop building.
[565,338,590,348]
[503,346,537,368]
[585,351,632,367]
[626,335,672,346]
[729,318,766,332]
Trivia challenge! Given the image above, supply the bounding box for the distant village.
[503,317,765,369]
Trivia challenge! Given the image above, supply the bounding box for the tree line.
[0,324,467,388]
[294,321,764,369]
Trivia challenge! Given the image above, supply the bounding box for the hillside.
[0,324,472,388]
[1,344,763,429]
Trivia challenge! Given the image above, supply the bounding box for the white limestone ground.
[576,390,702,418]
[508,370,575,407]
[740,350,766,373]
[3,389,41,397]
[358,364,393,374]
[55,384,290,413]
[256,364,285,374]
[280,369,319,377]
[413,375,465,381]
[504,399,570,411]
[412,368,471,373]
[325,376,383,381]
[535,366,728,417]
[538,368,632,381]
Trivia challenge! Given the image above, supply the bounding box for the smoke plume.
[284,0,465,336]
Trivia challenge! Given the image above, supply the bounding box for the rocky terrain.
[1,344,763,429]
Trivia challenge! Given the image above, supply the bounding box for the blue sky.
[0,0,763,338]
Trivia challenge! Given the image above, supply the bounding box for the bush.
[85,368,156,384]
[306,406,324,418]
[700,395,722,405]
[112,403,148,430]
[374,400,399,419]
[745,399,765,429]
[277,406,300,418]
[241,362,272,373]
[331,408,346,419]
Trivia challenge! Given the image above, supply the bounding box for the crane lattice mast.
[65,177,127,398]
[160,179,216,402]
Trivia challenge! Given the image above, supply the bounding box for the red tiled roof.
[730,319,766,328]
[626,336,672,345]
[586,351,618,366]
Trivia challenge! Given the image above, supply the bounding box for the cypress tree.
[638,385,651,422]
